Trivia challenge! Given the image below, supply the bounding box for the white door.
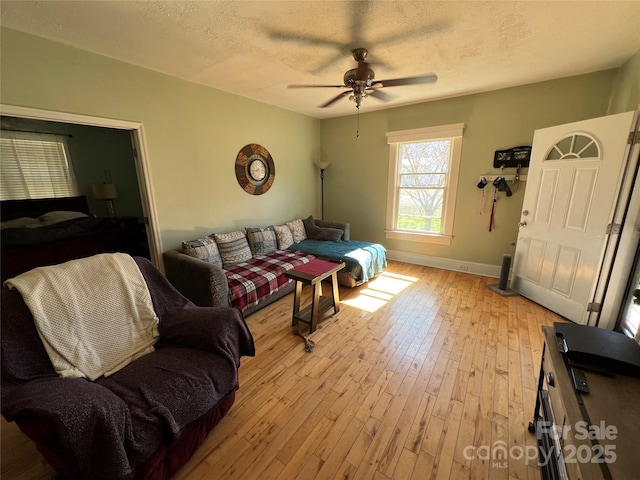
[511,111,636,324]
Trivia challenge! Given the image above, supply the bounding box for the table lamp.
[92,182,118,218]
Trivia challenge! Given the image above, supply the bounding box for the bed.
[1,196,134,282]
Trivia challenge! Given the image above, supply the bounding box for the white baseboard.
[386,249,503,278]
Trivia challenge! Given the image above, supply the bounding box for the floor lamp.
[314,161,330,220]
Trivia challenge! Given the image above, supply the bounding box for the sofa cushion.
[303,216,322,239]
[273,224,294,250]
[286,218,307,243]
[315,227,344,242]
[246,226,278,256]
[182,236,223,268]
[214,231,253,267]
[224,250,315,312]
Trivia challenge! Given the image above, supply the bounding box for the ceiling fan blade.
[320,91,351,108]
[375,20,448,47]
[288,84,346,89]
[367,88,395,102]
[372,74,438,88]
[265,28,343,50]
[311,50,350,74]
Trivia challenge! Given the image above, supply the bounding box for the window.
[0,131,78,200]
[385,123,464,245]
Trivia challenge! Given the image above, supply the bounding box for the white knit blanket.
[4,253,159,380]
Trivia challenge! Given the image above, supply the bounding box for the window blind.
[0,131,78,200]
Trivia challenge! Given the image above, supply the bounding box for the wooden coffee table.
[285,259,345,333]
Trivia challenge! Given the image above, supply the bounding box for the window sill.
[385,230,452,245]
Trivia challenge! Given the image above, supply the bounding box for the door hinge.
[606,223,621,234]
[587,302,602,313]
[629,130,640,145]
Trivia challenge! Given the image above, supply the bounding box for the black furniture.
[529,324,640,479]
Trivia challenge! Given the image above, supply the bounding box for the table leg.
[310,283,320,333]
[331,272,340,313]
[292,280,302,328]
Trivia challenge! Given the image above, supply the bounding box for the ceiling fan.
[288,48,437,110]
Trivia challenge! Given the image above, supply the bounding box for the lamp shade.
[92,183,118,200]
[314,161,330,170]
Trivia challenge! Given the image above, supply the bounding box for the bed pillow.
[303,216,321,239]
[286,218,307,243]
[246,226,278,256]
[214,231,253,267]
[182,236,223,268]
[273,224,294,250]
[315,227,344,242]
[36,210,88,227]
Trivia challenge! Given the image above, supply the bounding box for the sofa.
[163,217,387,314]
[1,254,255,480]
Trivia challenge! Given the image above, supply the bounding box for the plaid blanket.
[225,250,315,311]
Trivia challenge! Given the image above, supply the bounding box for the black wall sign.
[493,145,531,168]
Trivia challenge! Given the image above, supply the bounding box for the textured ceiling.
[1,1,639,119]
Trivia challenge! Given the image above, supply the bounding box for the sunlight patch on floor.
[342,271,418,313]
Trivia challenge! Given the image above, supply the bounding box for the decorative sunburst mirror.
[235,144,275,195]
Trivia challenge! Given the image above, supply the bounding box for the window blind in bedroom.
[0,131,79,200]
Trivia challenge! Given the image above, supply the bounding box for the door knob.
[522,210,529,216]
[518,221,527,227]
[546,372,555,387]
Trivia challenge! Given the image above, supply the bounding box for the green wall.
[320,71,617,267]
[0,28,321,251]
[607,49,640,114]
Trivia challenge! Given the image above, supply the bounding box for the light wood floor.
[1,260,564,479]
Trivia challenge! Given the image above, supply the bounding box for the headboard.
[0,196,91,221]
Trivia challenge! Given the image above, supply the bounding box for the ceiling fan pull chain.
[356,106,360,138]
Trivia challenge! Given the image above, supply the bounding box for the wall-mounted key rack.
[479,174,528,183]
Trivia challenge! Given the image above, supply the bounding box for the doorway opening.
[0,104,162,268]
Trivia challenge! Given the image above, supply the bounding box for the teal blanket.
[289,239,386,284]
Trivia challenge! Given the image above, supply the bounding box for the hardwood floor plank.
[1,261,565,480]
[432,400,464,480]
[453,393,479,468]
[393,448,418,479]
[313,416,363,479]
[410,450,436,480]
[404,393,436,454]
[421,415,446,457]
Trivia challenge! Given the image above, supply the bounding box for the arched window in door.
[544,133,601,160]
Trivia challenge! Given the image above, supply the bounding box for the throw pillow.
[303,215,321,239]
[273,224,294,250]
[182,236,223,268]
[286,218,307,243]
[213,231,253,267]
[246,226,278,256]
[315,227,344,242]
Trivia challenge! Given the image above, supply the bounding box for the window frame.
[385,123,464,245]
